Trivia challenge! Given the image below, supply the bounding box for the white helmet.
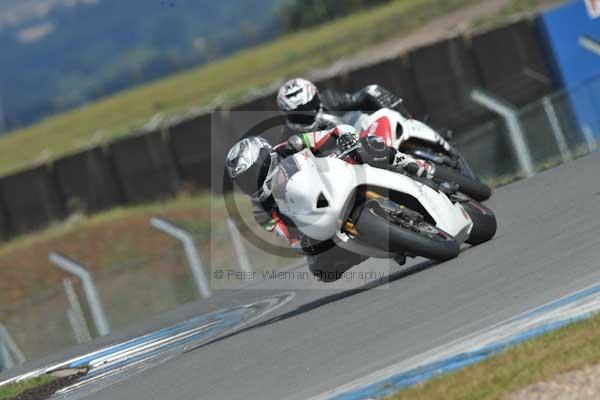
[277,78,322,131]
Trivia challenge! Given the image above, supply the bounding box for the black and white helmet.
[277,78,322,131]
[226,136,275,198]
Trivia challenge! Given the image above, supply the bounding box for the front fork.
[406,141,478,181]
[454,151,477,179]
[342,191,413,266]
[342,191,423,235]
[342,191,382,236]
[437,135,478,180]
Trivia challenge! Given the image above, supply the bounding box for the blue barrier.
[537,0,600,137]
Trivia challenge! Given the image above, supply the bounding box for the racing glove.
[335,125,359,154]
[394,153,435,179]
[364,85,402,109]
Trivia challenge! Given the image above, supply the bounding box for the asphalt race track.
[21,152,600,399]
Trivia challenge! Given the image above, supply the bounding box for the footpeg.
[439,181,459,195]
[394,254,407,266]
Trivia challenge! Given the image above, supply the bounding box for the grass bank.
[387,312,600,400]
[470,0,564,30]
[0,192,215,306]
[0,190,293,309]
[0,375,56,400]
[0,0,482,176]
[0,190,298,358]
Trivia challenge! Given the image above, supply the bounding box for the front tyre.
[353,203,460,261]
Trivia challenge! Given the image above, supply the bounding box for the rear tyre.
[433,166,492,202]
[463,201,497,245]
[353,202,460,261]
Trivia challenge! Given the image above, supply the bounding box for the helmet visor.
[286,112,317,126]
[285,96,321,127]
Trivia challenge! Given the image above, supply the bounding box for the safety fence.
[456,78,599,182]
[0,215,300,371]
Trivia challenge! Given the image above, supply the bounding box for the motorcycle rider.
[277,78,402,134]
[225,125,435,282]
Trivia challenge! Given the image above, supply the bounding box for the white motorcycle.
[319,104,492,201]
[271,139,497,270]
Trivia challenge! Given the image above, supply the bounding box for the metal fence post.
[63,278,92,344]
[0,337,13,371]
[0,95,6,135]
[0,323,25,368]
[542,97,572,162]
[49,252,110,336]
[226,218,253,277]
[150,217,212,299]
[582,125,598,153]
[471,89,536,178]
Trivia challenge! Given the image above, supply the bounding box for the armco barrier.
[232,95,274,112]
[169,114,212,189]
[315,75,345,92]
[208,110,237,194]
[0,192,10,240]
[109,130,180,203]
[410,36,489,132]
[0,166,65,234]
[471,20,553,106]
[344,57,426,118]
[54,147,122,213]
[228,100,283,142]
[455,119,519,180]
[248,92,279,111]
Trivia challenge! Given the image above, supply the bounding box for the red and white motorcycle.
[320,105,492,201]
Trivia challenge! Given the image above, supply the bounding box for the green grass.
[469,0,564,30]
[0,0,484,176]
[0,188,298,310]
[0,191,216,304]
[0,375,57,400]
[387,312,600,400]
[0,191,213,260]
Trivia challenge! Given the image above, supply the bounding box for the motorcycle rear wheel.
[353,202,460,261]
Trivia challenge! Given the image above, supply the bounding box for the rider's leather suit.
[282,84,400,137]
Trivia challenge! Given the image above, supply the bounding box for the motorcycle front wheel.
[353,202,460,261]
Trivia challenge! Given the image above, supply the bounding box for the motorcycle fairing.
[273,149,472,245]
[360,109,451,152]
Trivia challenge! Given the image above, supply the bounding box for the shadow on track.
[185,259,438,354]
